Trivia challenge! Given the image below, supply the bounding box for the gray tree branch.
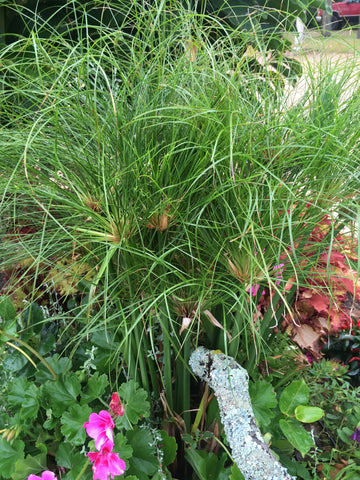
[189,347,295,480]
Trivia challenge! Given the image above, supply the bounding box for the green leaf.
[113,433,133,461]
[12,453,47,480]
[116,380,150,429]
[21,383,40,420]
[0,296,17,321]
[22,303,44,333]
[185,449,229,480]
[38,333,56,356]
[80,372,109,404]
[294,405,324,423]
[151,473,172,480]
[56,443,73,469]
[35,441,48,455]
[2,350,28,372]
[205,396,221,429]
[0,321,18,343]
[126,426,158,479]
[278,455,312,480]
[230,463,245,480]
[62,455,93,480]
[7,377,29,406]
[159,430,177,467]
[43,411,58,431]
[279,380,309,417]
[60,404,92,445]
[279,418,314,458]
[249,380,277,428]
[90,331,119,350]
[43,373,81,417]
[8,379,40,420]
[56,443,93,479]
[0,438,25,478]
[35,354,72,383]
[337,426,354,445]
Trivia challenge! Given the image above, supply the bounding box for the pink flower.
[28,472,57,480]
[247,283,265,297]
[88,448,126,480]
[305,352,313,363]
[109,392,124,417]
[273,263,284,285]
[247,263,285,296]
[84,411,115,451]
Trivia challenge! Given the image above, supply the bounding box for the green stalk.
[180,335,191,432]
[160,310,174,409]
[245,285,297,371]
[124,265,150,393]
[228,306,242,358]
[132,321,150,393]
[139,324,159,399]
[74,458,90,480]
[190,387,207,437]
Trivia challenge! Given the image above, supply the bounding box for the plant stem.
[74,457,90,480]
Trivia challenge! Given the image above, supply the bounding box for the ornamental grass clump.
[1,0,360,478]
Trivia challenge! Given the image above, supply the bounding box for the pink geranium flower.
[84,411,115,451]
[28,472,57,480]
[88,448,126,480]
[109,392,125,417]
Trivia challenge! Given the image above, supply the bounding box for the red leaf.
[310,293,329,314]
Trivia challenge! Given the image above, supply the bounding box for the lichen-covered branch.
[189,347,295,480]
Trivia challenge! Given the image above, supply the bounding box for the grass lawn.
[288,27,360,56]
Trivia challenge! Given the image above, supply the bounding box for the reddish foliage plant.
[281,213,360,359]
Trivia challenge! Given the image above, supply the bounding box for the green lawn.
[289,27,360,55]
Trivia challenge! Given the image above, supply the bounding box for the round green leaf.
[126,426,158,478]
[295,405,325,423]
[3,351,28,373]
[159,430,177,466]
[279,380,309,416]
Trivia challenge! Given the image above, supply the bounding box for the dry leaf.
[184,39,197,62]
[289,323,323,360]
[180,317,192,335]
[203,309,232,341]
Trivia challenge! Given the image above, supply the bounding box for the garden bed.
[1,3,360,480]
